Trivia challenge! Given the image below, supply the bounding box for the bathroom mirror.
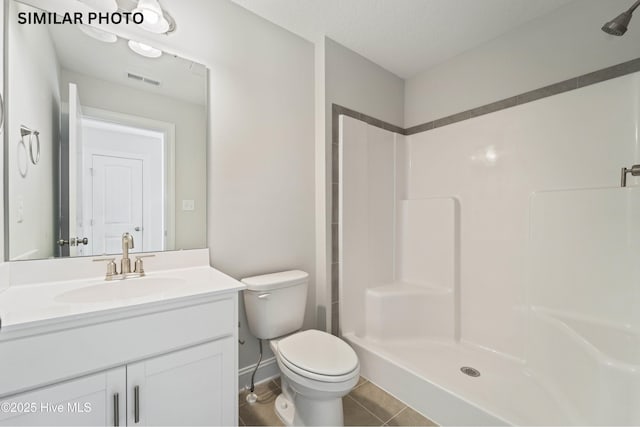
[4,1,208,261]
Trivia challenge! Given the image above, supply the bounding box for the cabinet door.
[127,338,235,426]
[0,367,126,426]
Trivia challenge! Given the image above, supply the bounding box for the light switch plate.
[182,200,195,211]
[17,196,24,223]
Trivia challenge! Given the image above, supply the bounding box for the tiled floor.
[239,376,437,426]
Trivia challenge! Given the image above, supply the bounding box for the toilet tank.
[242,270,309,340]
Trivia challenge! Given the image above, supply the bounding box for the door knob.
[72,237,89,246]
[59,237,89,246]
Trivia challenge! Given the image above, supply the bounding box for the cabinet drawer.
[0,296,235,397]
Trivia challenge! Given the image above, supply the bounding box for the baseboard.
[238,356,280,392]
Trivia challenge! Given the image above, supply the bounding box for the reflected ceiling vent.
[127,72,161,87]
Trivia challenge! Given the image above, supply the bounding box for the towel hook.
[20,125,40,165]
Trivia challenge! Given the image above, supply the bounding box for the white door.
[0,368,126,426]
[67,83,83,256]
[91,155,143,255]
[126,339,235,426]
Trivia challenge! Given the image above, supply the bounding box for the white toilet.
[242,270,360,426]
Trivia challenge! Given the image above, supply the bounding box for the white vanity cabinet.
[0,337,235,427]
[126,338,235,426]
[0,368,126,426]
[0,289,240,427]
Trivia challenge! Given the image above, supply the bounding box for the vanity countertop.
[0,264,245,336]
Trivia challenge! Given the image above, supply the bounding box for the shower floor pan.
[343,333,572,426]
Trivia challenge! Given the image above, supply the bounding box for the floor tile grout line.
[352,378,369,391]
[345,394,386,426]
[384,406,409,425]
[384,402,407,424]
[362,379,430,424]
[351,379,410,424]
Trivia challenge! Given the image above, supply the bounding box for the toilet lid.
[277,330,358,376]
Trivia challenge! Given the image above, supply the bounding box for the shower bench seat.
[365,282,456,342]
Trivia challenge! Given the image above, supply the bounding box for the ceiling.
[230,0,574,78]
[46,9,206,106]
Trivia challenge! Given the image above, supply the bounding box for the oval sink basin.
[55,277,186,304]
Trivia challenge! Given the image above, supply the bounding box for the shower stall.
[338,71,640,425]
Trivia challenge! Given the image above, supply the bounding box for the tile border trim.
[334,57,640,136]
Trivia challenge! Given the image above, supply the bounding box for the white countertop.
[0,250,245,336]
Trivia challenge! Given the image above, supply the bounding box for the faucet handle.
[93,257,118,280]
[134,254,156,275]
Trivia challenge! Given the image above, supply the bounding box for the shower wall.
[341,71,640,359]
[340,121,398,338]
[405,72,640,358]
[340,116,460,344]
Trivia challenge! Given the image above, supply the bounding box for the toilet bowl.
[271,330,360,426]
[242,270,360,426]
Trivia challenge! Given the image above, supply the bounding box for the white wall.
[326,37,404,127]
[59,69,206,251]
[7,1,61,260]
[206,12,315,373]
[405,0,640,126]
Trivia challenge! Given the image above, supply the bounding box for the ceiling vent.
[127,72,161,87]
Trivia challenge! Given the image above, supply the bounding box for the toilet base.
[274,390,345,426]
[275,394,295,426]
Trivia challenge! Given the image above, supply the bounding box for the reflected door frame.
[80,107,176,253]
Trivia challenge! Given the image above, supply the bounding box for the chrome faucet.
[93,232,155,281]
[121,232,134,274]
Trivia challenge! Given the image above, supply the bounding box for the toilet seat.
[276,330,359,383]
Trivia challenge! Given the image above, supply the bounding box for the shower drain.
[460,366,481,377]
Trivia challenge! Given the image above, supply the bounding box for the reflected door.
[91,155,143,255]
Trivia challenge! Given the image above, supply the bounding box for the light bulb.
[142,9,160,25]
[128,40,163,58]
[133,0,170,34]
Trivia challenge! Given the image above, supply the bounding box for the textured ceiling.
[230,0,575,78]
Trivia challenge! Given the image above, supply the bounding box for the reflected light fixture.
[128,40,163,58]
[77,0,118,12]
[78,24,118,43]
[134,0,171,34]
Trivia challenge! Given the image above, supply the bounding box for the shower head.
[602,0,640,36]
[602,11,632,35]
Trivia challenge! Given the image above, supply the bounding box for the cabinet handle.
[113,393,119,427]
[0,92,4,132]
[134,385,140,423]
